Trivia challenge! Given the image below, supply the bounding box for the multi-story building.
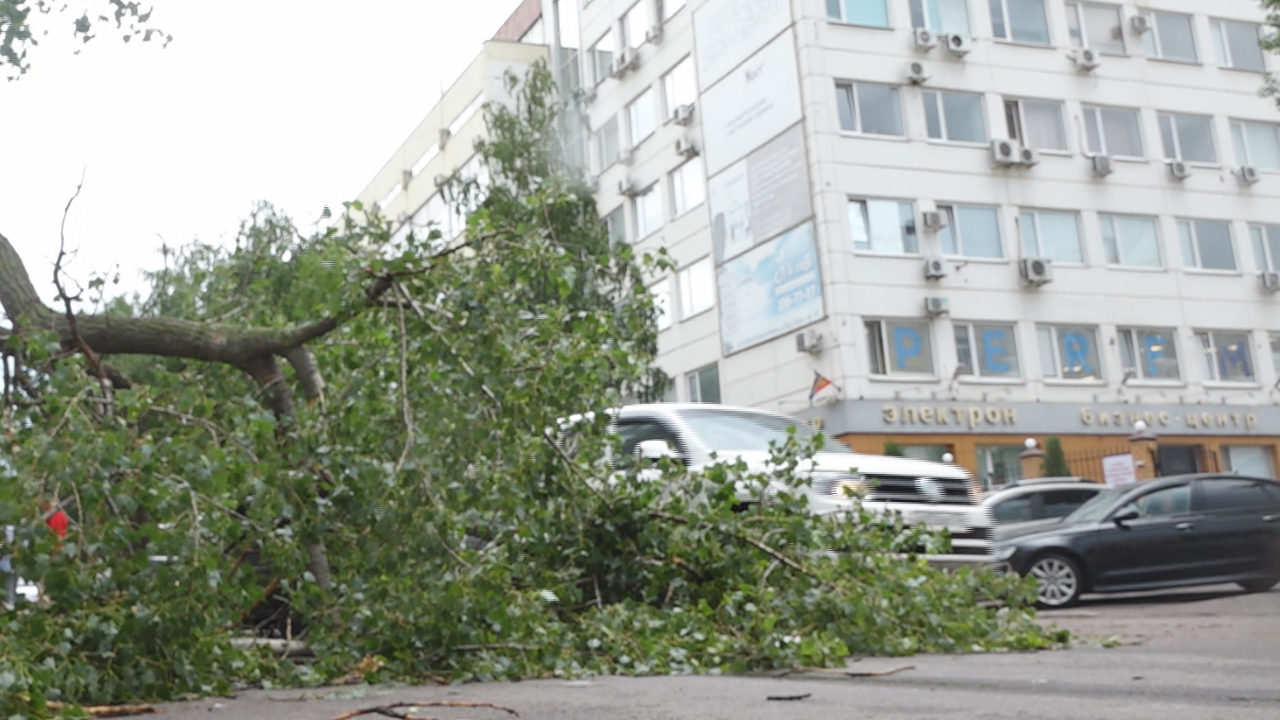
[360,0,1280,488]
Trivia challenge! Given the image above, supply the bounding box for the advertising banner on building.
[693,0,792,90]
[718,220,824,355]
[709,122,812,264]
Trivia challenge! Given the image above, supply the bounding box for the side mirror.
[1112,509,1140,526]
[637,439,677,462]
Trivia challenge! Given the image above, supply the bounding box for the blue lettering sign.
[981,329,1011,373]
[1220,342,1252,379]
[1141,333,1165,378]
[892,327,922,370]
[1061,332,1095,376]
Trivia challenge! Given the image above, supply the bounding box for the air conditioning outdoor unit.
[438,128,452,148]
[1020,257,1054,286]
[906,60,930,84]
[401,169,413,187]
[434,173,449,188]
[1240,166,1262,186]
[1020,146,1041,166]
[618,179,640,198]
[675,138,700,159]
[922,211,947,230]
[1071,47,1101,71]
[1169,160,1192,180]
[925,296,950,316]
[991,139,1022,166]
[795,328,823,354]
[672,103,696,126]
[913,28,938,51]
[945,33,973,57]
[645,25,664,44]
[924,256,948,280]
[1130,15,1151,34]
[1091,154,1115,177]
[1261,271,1280,293]
[612,50,639,78]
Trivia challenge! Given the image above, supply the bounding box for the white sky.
[0,0,520,307]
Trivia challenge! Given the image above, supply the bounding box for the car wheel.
[1238,576,1280,593]
[1028,553,1083,609]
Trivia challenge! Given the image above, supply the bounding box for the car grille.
[864,474,976,505]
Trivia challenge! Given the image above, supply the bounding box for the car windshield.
[677,409,849,453]
[1062,487,1122,523]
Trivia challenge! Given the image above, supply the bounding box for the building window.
[604,205,627,246]
[924,90,987,143]
[1099,214,1161,268]
[1065,2,1125,55]
[1196,330,1255,383]
[622,2,650,51]
[826,0,890,28]
[687,363,721,403]
[937,204,1002,259]
[835,82,904,136]
[662,56,697,120]
[976,445,1024,489]
[1004,98,1067,151]
[1211,19,1265,72]
[901,445,951,462]
[649,279,672,331]
[1270,333,1280,375]
[1019,209,1083,264]
[592,116,621,172]
[1083,105,1144,158]
[1251,225,1280,272]
[661,0,686,22]
[1159,113,1217,164]
[1231,120,1280,171]
[589,29,615,86]
[1038,325,1102,380]
[1177,219,1236,271]
[955,323,1021,379]
[678,257,715,319]
[909,0,970,35]
[1118,328,1181,381]
[1223,447,1275,478]
[866,319,935,376]
[627,87,658,147]
[989,0,1050,45]
[1141,11,1198,63]
[669,158,706,217]
[848,198,917,254]
[634,183,663,239]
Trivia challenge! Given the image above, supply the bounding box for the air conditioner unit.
[795,328,823,354]
[1130,15,1151,35]
[925,296,950,316]
[612,50,639,78]
[401,169,413,187]
[645,25,663,44]
[1020,257,1054,286]
[1261,271,1280,293]
[618,179,640,198]
[1091,154,1115,177]
[945,33,973,57]
[438,128,452,147]
[913,28,938,51]
[922,211,947,230]
[1240,166,1262,186]
[1169,160,1192,180]
[1070,47,1101,71]
[672,103,696,126]
[675,138,700,159]
[1020,146,1041,166]
[991,139,1022,166]
[905,60,930,84]
[924,256,948,280]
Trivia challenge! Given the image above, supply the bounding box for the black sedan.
[992,474,1280,608]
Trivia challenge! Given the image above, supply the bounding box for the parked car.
[992,473,1280,608]
[607,403,994,567]
[982,478,1105,525]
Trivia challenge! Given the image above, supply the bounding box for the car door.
[1088,483,1202,590]
[1189,476,1280,580]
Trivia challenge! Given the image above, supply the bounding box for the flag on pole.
[809,371,836,401]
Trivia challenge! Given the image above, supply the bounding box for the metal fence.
[1063,443,1221,482]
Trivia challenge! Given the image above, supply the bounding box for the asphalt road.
[160,584,1280,720]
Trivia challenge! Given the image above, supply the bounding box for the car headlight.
[810,472,866,498]
[992,545,1017,562]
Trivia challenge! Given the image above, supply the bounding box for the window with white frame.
[954,323,1021,378]
[826,0,890,28]
[1141,11,1198,63]
[866,319,935,376]
[627,86,658,147]
[1118,328,1181,381]
[1065,2,1125,55]
[937,204,1002,258]
[848,198,917,254]
[1251,224,1280,272]
[649,278,672,331]
[1178,219,1236,271]
[909,0,970,35]
[604,206,627,246]
[835,82,904,136]
[687,363,721,403]
[1211,19,1265,72]
[1099,214,1161,267]
[678,257,716,319]
[1271,333,1280,375]
[1196,330,1255,383]
[1037,325,1103,380]
[1231,120,1280,171]
[634,183,663,239]
[589,29,615,85]
[1159,112,1217,164]
[989,0,1050,45]
[592,116,621,172]
[669,158,706,217]
[1004,98,1067,151]
[662,56,696,120]
[661,0,686,22]
[1019,209,1083,263]
[1223,446,1275,478]
[1083,105,1144,158]
[924,90,987,143]
[622,2,650,50]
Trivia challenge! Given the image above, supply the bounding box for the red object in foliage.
[46,509,69,538]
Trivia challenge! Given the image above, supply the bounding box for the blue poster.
[718,220,825,355]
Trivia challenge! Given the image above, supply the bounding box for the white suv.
[609,403,994,567]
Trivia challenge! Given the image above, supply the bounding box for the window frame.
[908,0,971,35]
[604,205,627,246]
[1064,1,1126,56]
[988,0,1051,46]
[662,55,697,121]
[669,157,707,218]
[1037,325,1104,381]
[1158,112,1219,165]
[677,256,716,320]
[1018,208,1084,264]
[866,319,937,378]
[1177,218,1237,272]
[626,86,658,148]
[1270,332,1280,376]
[937,203,1004,259]
[835,81,905,137]
[954,322,1022,380]
[1099,213,1163,268]
[847,197,919,255]
[1250,224,1280,272]
[687,362,722,404]
[1210,18,1266,72]
[592,115,621,173]
[660,0,686,23]
[1082,104,1145,159]
[1003,97,1069,153]
[923,89,989,144]
[633,182,663,240]
[1117,327,1182,382]
[1140,10,1199,64]
[1231,119,1280,172]
[588,29,616,87]
[1195,329,1257,384]
[826,0,891,29]
[649,278,673,331]
[621,1,650,51]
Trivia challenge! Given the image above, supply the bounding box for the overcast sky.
[1,1,519,307]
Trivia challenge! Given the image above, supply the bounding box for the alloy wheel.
[1029,555,1080,608]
